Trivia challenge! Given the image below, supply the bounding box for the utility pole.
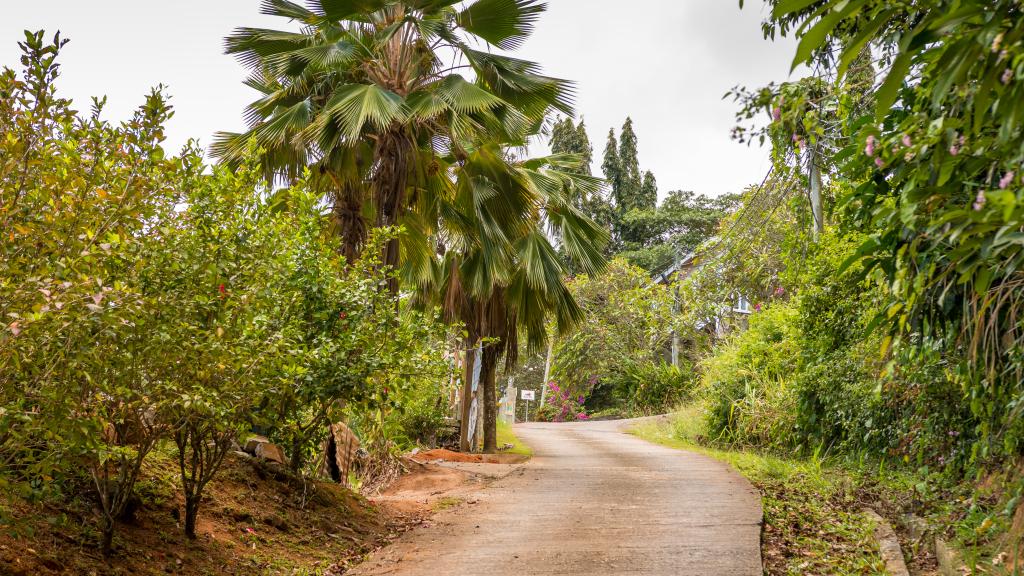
[808,145,824,239]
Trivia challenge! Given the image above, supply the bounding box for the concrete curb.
[863,508,910,576]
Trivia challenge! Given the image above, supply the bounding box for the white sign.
[520,390,535,401]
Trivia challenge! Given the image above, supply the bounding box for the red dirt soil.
[408,449,528,464]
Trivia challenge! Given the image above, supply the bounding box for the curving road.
[350,418,763,576]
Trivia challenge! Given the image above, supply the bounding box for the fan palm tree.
[425,149,608,452]
[213,0,572,286]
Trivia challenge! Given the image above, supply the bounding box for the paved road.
[350,419,762,575]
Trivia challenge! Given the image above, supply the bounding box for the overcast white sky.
[1,1,797,198]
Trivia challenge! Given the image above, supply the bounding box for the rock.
[902,513,930,542]
[254,441,287,464]
[231,450,252,459]
[243,435,270,454]
[936,537,968,576]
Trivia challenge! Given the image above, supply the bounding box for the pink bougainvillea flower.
[999,171,1015,189]
[865,135,878,156]
[974,190,987,211]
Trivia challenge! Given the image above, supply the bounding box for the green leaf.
[772,0,824,19]
[791,1,862,71]
[457,0,545,50]
[875,51,913,122]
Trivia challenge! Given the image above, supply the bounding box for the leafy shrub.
[0,33,452,552]
[551,259,673,408]
[609,360,697,416]
[700,302,801,450]
[535,382,588,422]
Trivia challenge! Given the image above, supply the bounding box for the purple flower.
[999,171,1015,189]
[772,107,782,122]
[865,135,878,157]
[949,143,960,156]
[577,413,589,421]
[578,396,585,403]
[774,286,785,296]
[874,157,885,169]
[753,303,762,312]
[902,134,913,147]
[974,190,987,211]
[1002,68,1014,85]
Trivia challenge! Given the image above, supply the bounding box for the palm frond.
[457,0,545,51]
[307,83,408,144]
[259,0,317,21]
[224,28,311,70]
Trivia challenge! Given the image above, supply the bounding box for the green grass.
[432,496,463,511]
[631,405,890,576]
[496,420,532,457]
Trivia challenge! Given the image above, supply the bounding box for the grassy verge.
[631,406,901,575]
[497,420,533,457]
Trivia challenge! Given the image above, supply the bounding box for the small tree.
[169,392,237,539]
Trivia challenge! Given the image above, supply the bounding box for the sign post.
[520,389,535,423]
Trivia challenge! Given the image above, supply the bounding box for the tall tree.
[551,117,613,241]
[550,116,592,174]
[601,128,622,197]
[427,151,608,452]
[617,117,642,211]
[640,170,658,209]
[213,0,572,291]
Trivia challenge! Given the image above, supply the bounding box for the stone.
[936,537,968,576]
[243,435,270,454]
[254,441,287,465]
[902,513,930,542]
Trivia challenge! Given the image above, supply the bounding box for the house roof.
[651,236,720,286]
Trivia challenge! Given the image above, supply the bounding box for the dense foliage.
[739,0,1024,463]
[0,34,450,553]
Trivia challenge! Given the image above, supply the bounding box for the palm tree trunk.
[480,343,499,454]
[372,129,415,294]
[331,180,367,264]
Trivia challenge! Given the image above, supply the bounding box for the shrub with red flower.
[535,381,588,422]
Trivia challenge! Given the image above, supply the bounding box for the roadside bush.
[536,382,588,422]
[609,360,697,416]
[701,302,801,448]
[551,259,673,409]
[0,33,453,552]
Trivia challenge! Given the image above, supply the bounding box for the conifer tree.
[601,128,622,198]
[551,116,593,175]
[617,117,642,211]
[640,171,658,209]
